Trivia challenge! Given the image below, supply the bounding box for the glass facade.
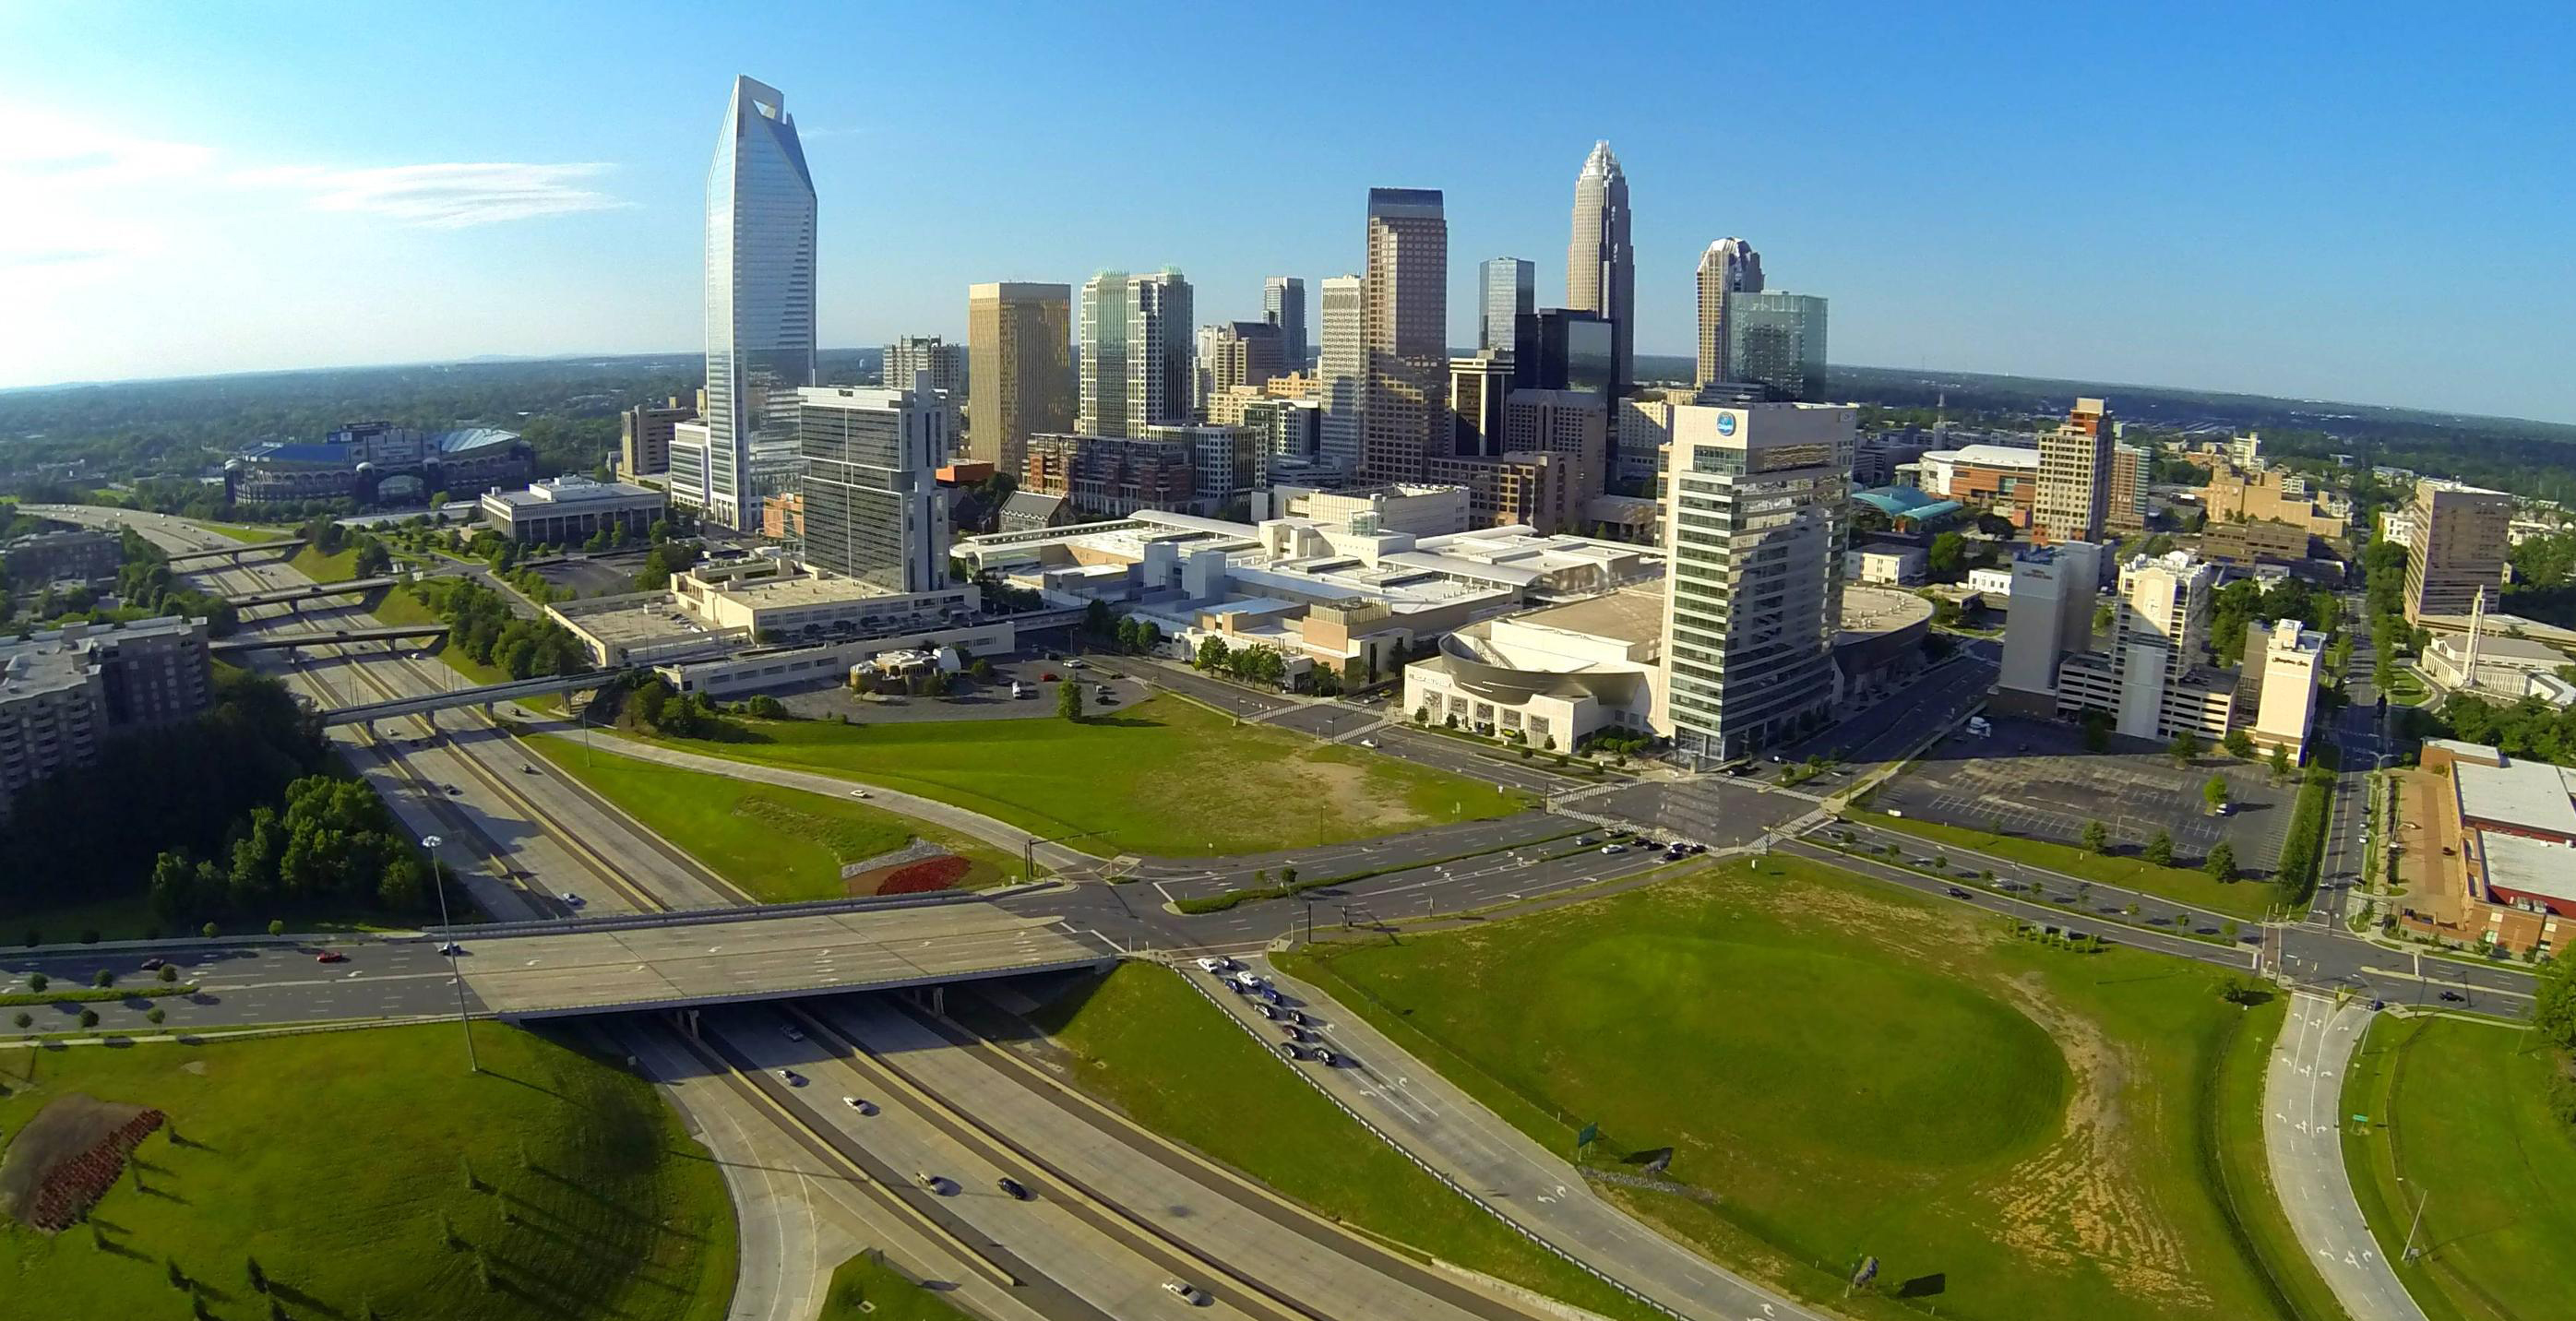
[1478,257,1533,353]
[1726,293,1829,402]
[706,77,817,530]
[1512,309,1614,395]
[798,387,948,593]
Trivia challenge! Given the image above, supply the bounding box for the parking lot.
[1869,712,2295,872]
[772,654,1148,724]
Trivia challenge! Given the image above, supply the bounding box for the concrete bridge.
[425,893,1108,1020]
[211,624,449,655]
[319,669,621,726]
[166,540,300,565]
[223,575,406,608]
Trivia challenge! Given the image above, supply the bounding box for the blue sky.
[6,1,2571,422]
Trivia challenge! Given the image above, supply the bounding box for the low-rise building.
[227,422,531,507]
[4,529,121,589]
[1967,565,2015,597]
[0,616,211,819]
[547,557,979,669]
[619,396,698,479]
[2399,741,2576,956]
[1843,543,1927,586]
[1402,586,1665,751]
[479,475,666,545]
[2198,518,2312,565]
[1425,452,1582,534]
[1919,443,2041,523]
[1258,482,1469,537]
[2422,630,2573,697]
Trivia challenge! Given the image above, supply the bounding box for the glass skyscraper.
[1478,257,1533,353]
[1726,292,1829,403]
[703,76,817,530]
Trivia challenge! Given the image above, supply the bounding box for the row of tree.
[149,775,436,923]
[419,579,590,680]
[1193,636,1288,688]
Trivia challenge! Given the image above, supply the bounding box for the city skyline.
[4,3,2571,423]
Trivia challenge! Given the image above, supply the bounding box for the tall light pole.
[420,835,479,1074]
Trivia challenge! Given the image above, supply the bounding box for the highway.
[2264,994,2427,1321]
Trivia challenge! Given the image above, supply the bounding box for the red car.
[315,951,348,964]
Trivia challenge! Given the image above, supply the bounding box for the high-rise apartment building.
[1479,257,1534,353]
[1660,403,1855,765]
[1262,276,1307,369]
[1196,321,1284,419]
[2105,441,2150,534]
[1078,268,1194,438]
[0,617,212,820]
[1318,274,1365,472]
[1726,292,1828,401]
[883,336,967,401]
[1360,188,1449,484]
[699,76,817,530]
[1994,541,2105,715]
[966,281,1075,478]
[1695,238,1764,387]
[619,396,697,478]
[1566,141,1635,396]
[2403,478,2513,623]
[796,385,950,593]
[1077,270,1129,437]
[2033,397,2114,544]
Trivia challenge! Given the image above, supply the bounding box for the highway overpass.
[212,624,448,654]
[433,893,1109,1019]
[319,668,620,726]
[166,540,299,564]
[224,575,405,607]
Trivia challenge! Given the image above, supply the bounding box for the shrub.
[77,1008,99,1029]
[160,962,179,982]
[147,1007,165,1024]
[25,972,44,994]
[267,919,286,937]
[79,929,100,945]
[93,969,115,989]
[877,855,972,896]
[10,1011,30,1029]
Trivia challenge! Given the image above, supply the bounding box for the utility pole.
[2402,1186,2430,1262]
[420,835,478,1074]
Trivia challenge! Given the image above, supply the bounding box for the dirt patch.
[846,853,971,897]
[1985,974,2200,1306]
[0,1093,164,1232]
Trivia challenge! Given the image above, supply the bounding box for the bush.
[25,972,44,994]
[77,1008,98,1029]
[10,1011,30,1029]
[93,969,114,989]
[147,1007,165,1024]
[159,962,179,982]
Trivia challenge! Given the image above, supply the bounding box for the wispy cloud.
[233,161,630,228]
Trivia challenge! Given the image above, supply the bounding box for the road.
[2264,995,2427,1321]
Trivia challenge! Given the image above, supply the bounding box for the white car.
[1600,843,1627,855]
[842,1096,873,1113]
[1358,738,1377,748]
[1162,1281,1208,1305]
[848,789,871,799]
[1194,957,1225,973]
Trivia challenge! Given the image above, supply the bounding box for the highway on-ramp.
[2265,995,2427,1321]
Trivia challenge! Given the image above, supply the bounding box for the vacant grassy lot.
[184,518,292,543]
[1012,963,1663,1321]
[2342,1015,2576,1321]
[1284,854,2307,1321]
[0,1023,735,1321]
[1854,808,2276,918]
[814,1252,973,1320]
[288,542,361,582]
[528,736,1022,899]
[653,694,1532,856]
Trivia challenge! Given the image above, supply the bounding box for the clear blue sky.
[6,0,2570,422]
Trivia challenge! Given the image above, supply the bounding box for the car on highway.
[1599,843,1626,854]
[1312,1047,1342,1067]
[443,784,462,796]
[558,890,585,907]
[914,1171,943,1192]
[776,1069,802,1085]
[315,950,348,964]
[1946,887,1972,899]
[842,1096,875,1114]
[137,957,167,971]
[1278,1041,1306,1061]
[1288,1008,1310,1026]
[1279,1024,1307,1041]
[1257,1003,1279,1019]
[436,941,464,956]
[1575,835,1598,846]
[1357,737,1376,748]
[847,789,870,799]
[1194,956,1228,973]
[2440,990,2466,1002]
[781,1025,804,1042]
[996,1176,1033,1201]
[1162,1281,1209,1305]
[520,764,537,774]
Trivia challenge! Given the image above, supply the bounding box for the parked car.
[1194,957,1226,973]
[843,1096,875,1113]
[777,1069,801,1085]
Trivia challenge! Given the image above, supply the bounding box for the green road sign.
[2352,1113,2369,1124]
[1575,1122,1599,1148]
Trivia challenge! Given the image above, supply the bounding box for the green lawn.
[527,735,1025,899]
[814,1252,972,1320]
[184,518,292,543]
[0,1023,735,1321]
[2386,667,2431,706]
[1282,854,2312,1321]
[648,694,1532,856]
[288,542,361,582]
[2342,1015,2576,1321]
[367,581,515,687]
[1009,963,1664,1321]
[1853,808,2277,918]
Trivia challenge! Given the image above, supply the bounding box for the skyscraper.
[796,385,949,593]
[1262,276,1307,368]
[2403,478,2512,623]
[1360,188,1447,484]
[1659,403,1854,766]
[701,76,817,530]
[2034,397,2114,544]
[882,336,967,400]
[966,281,1073,478]
[1566,142,1634,396]
[1318,274,1365,472]
[1076,270,1129,437]
[1197,321,1284,418]
[1479,257,1534,353]
[1727,292,1829,401]
[1695,238,1763,387]
[1079,269,1193,437]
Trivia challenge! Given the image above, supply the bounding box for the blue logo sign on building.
[1716,412,1738,436]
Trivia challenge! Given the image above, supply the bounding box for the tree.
[26,972,44,994]
[2081,709,2113,752]
[2202,774,2232,815]
[78,1008,98,1029]
[1926,530,1967,580]
[2223,729,2255,758]
[1083,599,1114,640]
[2204,840,2238,882]
[1195,636,1230,672]
[2169,730,2202,766]
[1056,678,1082,721]
[11,1011,30,1030]
[2268,744,2294,782]
[2142,830,2175,865]
[2081,819,2110,854]
[2532,950,2576,1052]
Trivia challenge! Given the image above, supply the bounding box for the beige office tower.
[2403,478,2512,623]
[966,281,1074,477]
[2109,551,2216,740]
[2033,397,2114,544]
[1694,237,1763,387]
[1359,188,1448,484]
[1995,541,2105,716]
[1566,141,1635,394]
[1318,274,1365,472]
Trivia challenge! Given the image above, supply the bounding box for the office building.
[1360,188,1449,484]
[619,397,697,478]
[1021,433,1195,518]
[883,336,967,400]
[2054,552,2234,742]
[0,617,211,820]
[1725,292,1828,401]
[1504,389,1608,496]
[1262,276,1307,368]
[1513,309,1616,395]
[2106,441,2150,534]
[2242,618,2325,760]
[1614,396,1676,488]
[1993,541,2105,715]
[2403,478,2512,624]
[1660,403,1855,765]
[1196,321,1285,419]
[2202,456,2347,537]
[966,281,1075,479]
[1317,273,1366,472]
[1566,141,1635,395]
[1236,396,1324,467]
[1695,238,1764,387]
[479,475,667,546]
[3,530,120,589]
[798,385,952,593]
[1426,450,1581,534]
[1145,423,1264,511]
[1078,268,1194,438]
[1260,482,1470,537]
[1449,352,1515,458]
[1479,257,1534,353]
[698,76,817,530]
[2198,518,2312,565]
[2033,397,2114,544]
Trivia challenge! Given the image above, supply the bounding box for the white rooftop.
[1927,444,2042,470]
[2479,830,2576,904]
[2453,757,2576,836]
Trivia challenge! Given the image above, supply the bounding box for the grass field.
[527,735,1024,899]
[184,518,292,543]
[1853,808,2277,918]
[2342,1015,2576,1321]
[1282,854,2311,1321]
[2386,667,2431,706]
[288,543,361,582]
[650,694,1532,856]
[0,1023,735,1321]
[367,581,518,687]
[813,1252,972,1320]
[1008,963,1664,1321]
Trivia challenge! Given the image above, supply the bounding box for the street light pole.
[2402,1186,2430,1262]
[420,835,478,1074]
